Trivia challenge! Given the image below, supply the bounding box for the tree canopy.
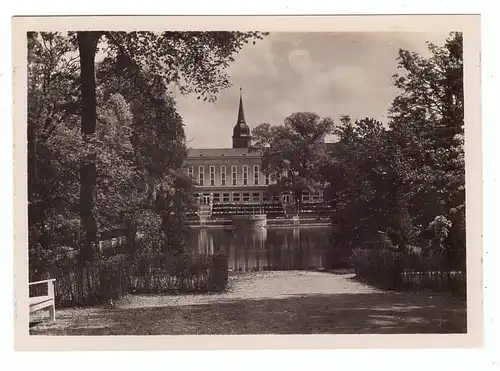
[322,32,465,269]
[28,30,268,265]
[252,112,334,213]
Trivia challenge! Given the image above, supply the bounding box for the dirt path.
[30,271,466,335]
[118,271,381,308]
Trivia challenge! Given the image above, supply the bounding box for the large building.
[184,90,323,207]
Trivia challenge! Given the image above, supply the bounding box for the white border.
[12,14,483,351]
[1,1,499,371]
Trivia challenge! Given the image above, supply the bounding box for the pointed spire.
[237,87,246,124]
[232,87,251,148]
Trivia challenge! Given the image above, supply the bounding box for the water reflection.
[186,227,332,272]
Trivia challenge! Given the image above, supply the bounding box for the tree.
[389,32,465,266]
[96,58,190,256]
[27,32,81,259]
[252,112,334,214]
[28,32,180,264]
[72,30,268,260]
[322,32,465,270]
[322,116,406,250]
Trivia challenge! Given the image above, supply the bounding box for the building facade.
[184,90,323,205]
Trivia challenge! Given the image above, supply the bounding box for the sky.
[170,32,451,149]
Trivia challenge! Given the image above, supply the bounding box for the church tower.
[232,88,251,149]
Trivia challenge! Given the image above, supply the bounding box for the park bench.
[29,278,56,322]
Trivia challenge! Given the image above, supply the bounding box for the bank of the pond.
[186,218,333,228]
[187,223,331,229]
[30,270,466,335]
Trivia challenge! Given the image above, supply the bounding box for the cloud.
[179,32,452,148]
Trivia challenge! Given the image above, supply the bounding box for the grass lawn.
[29,271,466,335]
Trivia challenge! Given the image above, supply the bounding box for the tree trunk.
[125,219,138,255]
[77,32,101,262]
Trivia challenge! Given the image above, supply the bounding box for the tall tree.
[389,32,465,266]
[322,116,405,250]
[96,57,189,256]
[28,32,175,264]
[323,32,465,269]
[27,32,81,257]
[252,112,334,214]
[72,31,268,260]
[77,32,101,261]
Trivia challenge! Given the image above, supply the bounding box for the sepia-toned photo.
[13,15,482,350]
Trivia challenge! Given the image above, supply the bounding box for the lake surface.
[186,226,334,272]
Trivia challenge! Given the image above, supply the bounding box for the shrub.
[30,247,229,307]
[29,254,129,308]
[128,250,229,294]
[29,244,79,282]
[352,246,466,297]
[352,247,404,290]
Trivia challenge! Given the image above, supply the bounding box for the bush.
[352,247,404,290]
[30,247,229,307]
[128,251,229,294]
[352,246,466,297]
[29,254,129,308]
[29,244,78,282]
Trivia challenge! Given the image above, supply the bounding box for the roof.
[232,89,251,138]
[187,147,263,158]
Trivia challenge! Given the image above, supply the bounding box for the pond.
[185,226,338,272]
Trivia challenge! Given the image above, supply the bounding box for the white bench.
[29,279,56,322]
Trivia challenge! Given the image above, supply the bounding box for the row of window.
[281,192,322,203]
[196,191,323,203]
[212,192,263,203]
[303,192,322,202]
[187,165,270,186]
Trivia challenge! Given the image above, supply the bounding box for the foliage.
[389,32,465,267]
[30,253,130,308]
[31,247,229,307]
[323,32,465,272]
[352,247,466,297]
[27,32,80,254]
[28,30,267,264]
[95,31,269,102]
[352,248,404,290]
[129,250,229,294]
[252,112,334,213]
[323,116,410,250]
[73,30,268,259]
[28,48,137,251]
[96,63,192,256]
[28,32,138,258]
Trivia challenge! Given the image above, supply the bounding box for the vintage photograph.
[14,16,482,347]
